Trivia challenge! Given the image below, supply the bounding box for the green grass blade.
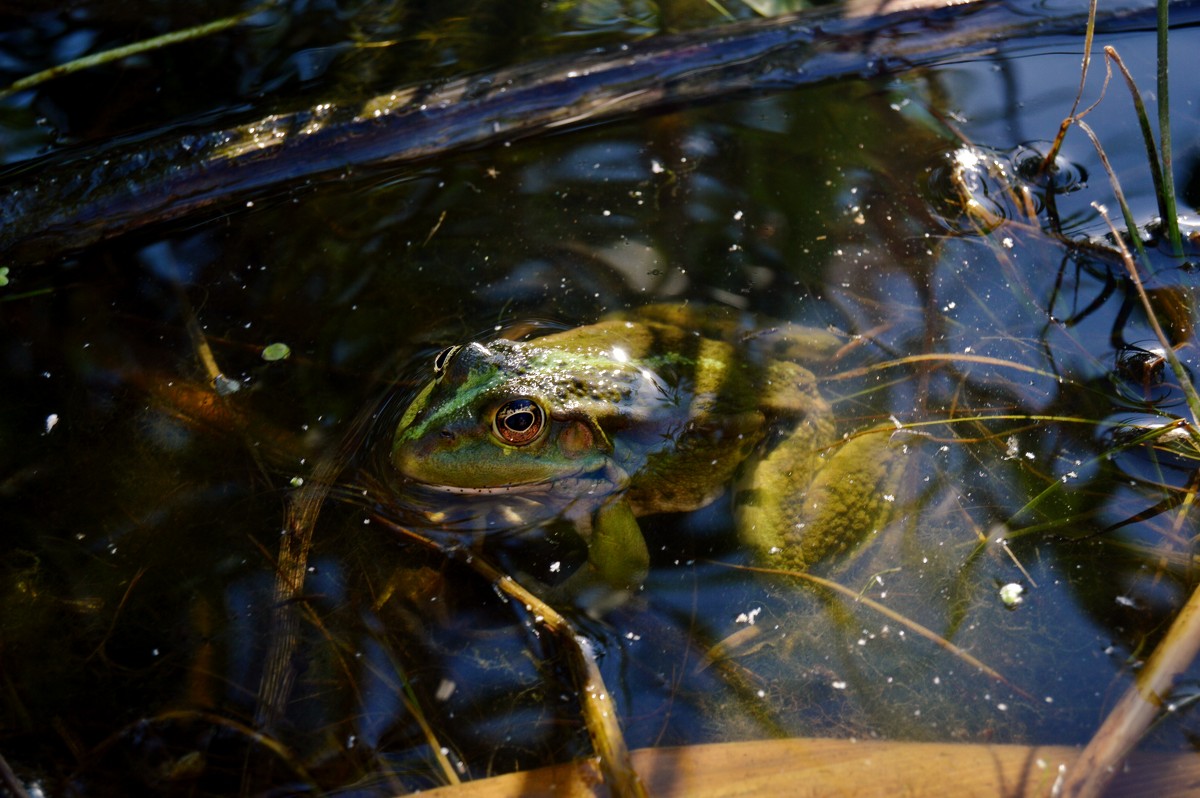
[1157,0,1183,255]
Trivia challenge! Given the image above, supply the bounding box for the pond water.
[3,0,1200,794]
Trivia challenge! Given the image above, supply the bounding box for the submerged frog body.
[392,304,911,606]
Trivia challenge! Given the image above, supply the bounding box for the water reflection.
[3,3,1200,794]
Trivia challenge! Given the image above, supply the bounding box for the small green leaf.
[0,267,9,287]
[262,342,291,361]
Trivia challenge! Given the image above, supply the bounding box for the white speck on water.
[832,681,847,690]
[953,146,981,170]
[736,607,762,625]
[44,413,59,434]
[549,561,561,573]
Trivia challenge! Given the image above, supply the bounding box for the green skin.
[392,304,910,605]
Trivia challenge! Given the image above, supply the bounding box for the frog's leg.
[550,498,649,613]
[736,425,914,574]
[587,498,650,592]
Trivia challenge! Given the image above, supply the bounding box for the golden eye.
[493,398,544,446]
[432,345,461,379]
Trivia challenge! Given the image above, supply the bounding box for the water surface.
[2,1,1200,793]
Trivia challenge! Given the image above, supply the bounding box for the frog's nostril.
[439,429,455,441]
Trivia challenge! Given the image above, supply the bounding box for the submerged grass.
[0,3,278,101]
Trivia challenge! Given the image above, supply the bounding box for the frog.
[391,303,913,609]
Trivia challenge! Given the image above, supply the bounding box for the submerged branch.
[1060,579,1200,797]
[0,0,1178,264]
[370,514,647,798]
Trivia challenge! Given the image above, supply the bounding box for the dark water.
[3,1,1200,794]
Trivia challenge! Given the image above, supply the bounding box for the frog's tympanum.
[392,304,912,608]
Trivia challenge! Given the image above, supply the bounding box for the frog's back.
[534,305,838,515]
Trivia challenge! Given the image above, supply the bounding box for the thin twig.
[0,3,275,100]
[1041,0,1098,170]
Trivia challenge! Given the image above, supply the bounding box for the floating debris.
[262,342,291,361]
[999,583,1024,608]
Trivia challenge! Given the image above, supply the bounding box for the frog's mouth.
[399,460,624,499]
[411,480,559,496]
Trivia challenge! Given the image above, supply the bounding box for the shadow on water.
[2,0,1200,794]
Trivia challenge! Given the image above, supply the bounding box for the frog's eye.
[432,345,462,379]
[493,398,545,446]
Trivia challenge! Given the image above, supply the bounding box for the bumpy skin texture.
[392,303,912,603]
[736,422,911,573]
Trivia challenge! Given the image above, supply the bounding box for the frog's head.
[392,339,614,491]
